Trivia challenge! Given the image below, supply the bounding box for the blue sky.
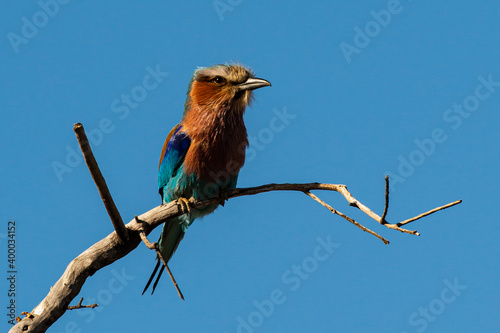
[1,1,499,332]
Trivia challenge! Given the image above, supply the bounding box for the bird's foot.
[178,197,193,217]
[218,189,230,207]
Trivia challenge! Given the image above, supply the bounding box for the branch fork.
[67,298,98,310]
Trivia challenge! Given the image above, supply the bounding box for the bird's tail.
[142,217,185,295]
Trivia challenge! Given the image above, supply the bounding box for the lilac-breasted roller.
[143,64,271,294]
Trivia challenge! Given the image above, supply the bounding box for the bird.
[142,64,271,294]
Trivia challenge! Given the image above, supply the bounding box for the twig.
[397,200,462,226]
[73,123,128,244]
[381,175,390,223]
[304,191,390,244]
[136,216,156,250]
[67,298,98,310]
[201,183,424,235]
[153,245,185,300]
[135,216,185,300]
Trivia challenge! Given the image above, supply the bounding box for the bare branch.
[73,123,129,244]
[304,191,390,244]
[9,181,461,333]
[136,215,157,250]
[397,200,462,226]
[67,298,98,310]
[381,175,390,222]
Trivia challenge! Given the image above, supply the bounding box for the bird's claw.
[178,197,193,217]
[218,189,230,207]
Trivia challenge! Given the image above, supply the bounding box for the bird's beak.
[237,77,271,91]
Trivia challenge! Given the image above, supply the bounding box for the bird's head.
[184,64,271,115]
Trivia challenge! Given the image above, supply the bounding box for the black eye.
[209,76,226,84]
